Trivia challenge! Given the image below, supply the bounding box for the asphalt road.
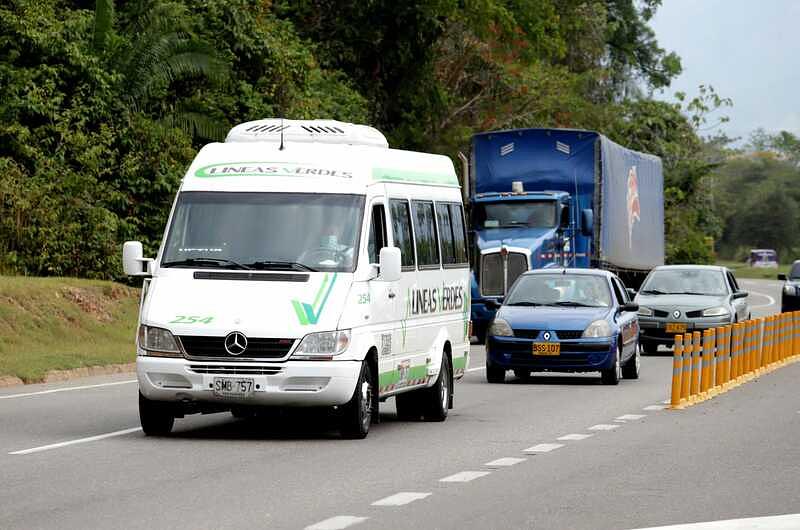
[1,279,795,530]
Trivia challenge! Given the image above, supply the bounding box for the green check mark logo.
[292,273,338,325]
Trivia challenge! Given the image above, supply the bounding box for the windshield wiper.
[640,289,667,295]
[507,301,541,306]
[161,257,252,270]
[674,291,715,296]
[552,301,602,308]
[246,260,318,272]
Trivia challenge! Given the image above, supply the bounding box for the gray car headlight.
[488,318,514,337]
[292,330,350,360]
[138,325,182,357]
[582,319,612,338]
[637,306,654,317]
[784,284,796,296]
[701,306,730,318]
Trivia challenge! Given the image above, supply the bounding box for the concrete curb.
[0,362,136,388]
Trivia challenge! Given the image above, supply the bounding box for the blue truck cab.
[465,128,664,342]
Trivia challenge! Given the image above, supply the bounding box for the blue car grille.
[555,330,583,340]
[511,330,584,340]
[512,329,540,339]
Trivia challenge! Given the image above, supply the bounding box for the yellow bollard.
[754,318,764,377]
[700,329,713,397]
[794,311,800,361]
[780,313,788,365]
[670,335,684,409]
[729,324,742,387]
[690,331,702,399]
[744,319,755,380]
[722,324,733,388]
[680,332,692,402]
[715,326,727,391]
[768,315,777,369]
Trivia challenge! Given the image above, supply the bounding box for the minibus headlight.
[138,325,182,357]
[488,318,514,337]
[582,319,612,338]
[293,330,351,359]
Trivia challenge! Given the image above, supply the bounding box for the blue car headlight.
[489,318,514,337]
[582,319,612,338]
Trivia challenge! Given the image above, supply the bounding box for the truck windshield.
[474,201,557,229]
[161,192,365,272]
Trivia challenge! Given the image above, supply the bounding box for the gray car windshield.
[162,192,365,272]
[474,200,557,229]
[505,274,612,308]
[641,269,728,296]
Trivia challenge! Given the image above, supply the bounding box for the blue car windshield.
[505,274,612,308]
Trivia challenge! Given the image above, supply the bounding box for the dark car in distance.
[778,261,800,312]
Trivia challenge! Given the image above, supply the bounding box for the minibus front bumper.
[137,357,361,407]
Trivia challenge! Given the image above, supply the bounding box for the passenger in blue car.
[485,269,640,385]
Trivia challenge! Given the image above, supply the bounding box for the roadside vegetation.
[1,0,735,278]
[0,276,138,382]
[715,260,788,281]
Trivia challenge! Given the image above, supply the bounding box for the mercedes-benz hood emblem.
[224,331,248,356]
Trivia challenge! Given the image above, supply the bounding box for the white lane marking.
[661,400,671,404]
[485,457,526,467]
[626,512,800,529]
[557,433,593,441]
[616,414,647,421]
[9,427,142,455]
[372,492,431,506]
[305,516,368,530]
[644,405,667,411]
[744,290,777,309]
[439,471,491,483]
[588,424,619,431]
[466,366,484,373]
[0,380,137,400]
[523,443,564,454]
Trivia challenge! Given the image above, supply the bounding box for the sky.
[649,0,800,144]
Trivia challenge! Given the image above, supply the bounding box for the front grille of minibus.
[480,252,528,296]
[188,364,283,376]
[179,336,296,360]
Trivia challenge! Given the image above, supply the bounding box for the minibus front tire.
[139,392,175,436]
[422,356,451,422]
[340,361,374,439]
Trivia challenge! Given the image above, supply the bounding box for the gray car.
[634,265,750,353]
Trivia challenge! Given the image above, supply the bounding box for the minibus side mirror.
[122,241,153,277]
[378,247,401,282]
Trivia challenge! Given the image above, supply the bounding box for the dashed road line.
[0,380,137,400]
[305,516,368,530]
[616,414,647,421]
[9,427,142,455]
[557,433,593,441]
[523,443,564,454]
[588,424,619,431]
[484,457,526,467]
[626,512,800,529]
[439,471,491,483]
[371,492,431,506]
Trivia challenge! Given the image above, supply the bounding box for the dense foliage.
[1,0,722,278]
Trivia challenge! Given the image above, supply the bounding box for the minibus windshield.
[162,192,365,272]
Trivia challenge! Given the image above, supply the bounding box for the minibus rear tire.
[139,392,175,436]
[340,361,374,439]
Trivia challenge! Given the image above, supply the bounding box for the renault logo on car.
[224,331,248,356]
[673,310,681,319]
[543,331,552,341]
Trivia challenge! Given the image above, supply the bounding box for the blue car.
[485,269,640,385]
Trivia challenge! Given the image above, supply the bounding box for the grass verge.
[0,276,139,383]
[715,260,788,280]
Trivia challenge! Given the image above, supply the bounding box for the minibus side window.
[368,204,387,264]
[412,200,440,269]
[436,202,456,265]
[451,204,468,265]
[390,199,416,269]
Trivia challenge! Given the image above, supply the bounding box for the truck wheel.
[139,392,175,436]
[422,356,451,422]
[600,346,621,385]
[395,391,422,421]
[340,361,374,439]
[621,346,640,379]
[486,359,505,383]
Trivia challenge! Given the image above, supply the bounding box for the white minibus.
[123,119,470,438]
